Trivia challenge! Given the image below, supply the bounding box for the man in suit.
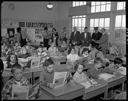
[80,27,92,47]
[70,27,81,46]
[91,27,103,49]
[96,28,109,56]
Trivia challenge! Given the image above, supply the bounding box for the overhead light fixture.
[46,2,53,10]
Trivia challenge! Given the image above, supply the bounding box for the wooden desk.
[38,80,85,100]
[83,79,108,100]
[106,74,126,90]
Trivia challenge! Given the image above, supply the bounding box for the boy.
[87,57,114,79]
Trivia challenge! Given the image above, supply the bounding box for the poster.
[35,28,44,42]
[53,72,67,88]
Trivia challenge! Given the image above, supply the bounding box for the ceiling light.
[46,2,53,9]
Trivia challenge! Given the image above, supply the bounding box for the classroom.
[1,1,126,100]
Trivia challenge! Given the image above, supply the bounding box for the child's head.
[81,48,90,57]
[43,58,54,73]
[37,46,43,53]
[75,64,84,74]
[94,57,103,69]
[7,53,18,63]
[68,47,76,54]
[21,47,27,54]
[114,57,123,67]
[11,65,23,81]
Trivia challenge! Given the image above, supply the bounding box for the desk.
[38,80,85,100]
[83,79,108,100]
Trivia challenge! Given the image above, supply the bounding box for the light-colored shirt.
[73,72,88,83]
[67,54,79,62]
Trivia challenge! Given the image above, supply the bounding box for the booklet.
[53,72,67,88]
[12,84,29,99]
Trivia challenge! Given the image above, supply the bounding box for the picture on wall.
[7,28,15,38]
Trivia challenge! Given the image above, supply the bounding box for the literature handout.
[53,72,67,88]
[12,84,29,99]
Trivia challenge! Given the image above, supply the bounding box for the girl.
[67,47,80,65]
[48,42,58,57]
[73,63,92,88]
[6,53,20,69]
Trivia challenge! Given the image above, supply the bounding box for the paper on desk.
[53,72,67,88]
[117,67,126,75]
[98,73,115,81]
[80,81,92,89]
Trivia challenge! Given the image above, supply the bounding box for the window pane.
[72,19,75,27]
[105,18,110,27]
[95,19,99,27]
[115,15,121,27]
[75,2,79,6]
[73,2,76,7]
[122,15,126,27]
[101,2,106,4]
[117,2,124,10]
[90,19,94,27]
[96,2,100,5]
[106,4,111,11]
[107,2,111,4]
[83,2,86,5]
[101,5,106,12]
[82,18,85,27]
[74,19,78,26]
[91,6,95,13]
[92,2,95,6]
[79,2,83,6]
[99,18,104,27]
[123,2,126,9]
[78,19,82,27]
[96,5,100,12]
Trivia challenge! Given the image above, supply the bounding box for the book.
[12,84,29,99]
[98,73,115,81]
[80,81,92,89]
[30,57,41,68]
[53,72,67,88]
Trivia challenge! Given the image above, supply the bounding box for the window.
[90,18,110,33]
[115,15,126,40]
[72,15,86,33]
[117,2,125,10]
[91,2,111,13]
[73,1,86,7]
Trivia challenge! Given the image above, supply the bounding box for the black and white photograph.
[1,1,126,100]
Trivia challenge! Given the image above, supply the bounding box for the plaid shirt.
[2,77,30,100]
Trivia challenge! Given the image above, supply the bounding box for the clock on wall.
[8,3,15,10]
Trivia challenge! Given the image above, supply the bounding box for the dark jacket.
[92,31,102,41]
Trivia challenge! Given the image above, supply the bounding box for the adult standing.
[97,28,109,55]
[16,27,27,47]
[52,28,59,47]
[91,27,102,49]
[80,27,92,47]
[70,27,81,46]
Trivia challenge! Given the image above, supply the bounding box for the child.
[67,47,80,65]
[18,47,31,58]
[37,46,43,56]
[6,53,20,69]
[109,57,126,75]
[39,58,55,89]
[73,63,91,84]
[109,43,119,56]
[87,57,114,79]
[48,42,58,56]
[2,65,30,100]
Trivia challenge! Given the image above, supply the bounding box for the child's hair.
[81,47,90,55]
[11,64,22,74]
[114,57,123,65]
[7,53,18,63]
[74,63,84,71]
[43,58,54,67]
[68,46,75,54]
[94,57,103,64]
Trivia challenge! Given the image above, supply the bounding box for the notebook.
[98,73,115,81]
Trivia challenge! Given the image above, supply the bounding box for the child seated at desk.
[2,66,30,100]
[87,57,114,79]
[67,47,80,65]
[18,47,31,58]
[48,42,58,56]
[73,64,91,84]
[109,57,126,75]
[39,58,55,89]
[6,53,20,69]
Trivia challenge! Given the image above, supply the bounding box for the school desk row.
[38,73,126,100]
